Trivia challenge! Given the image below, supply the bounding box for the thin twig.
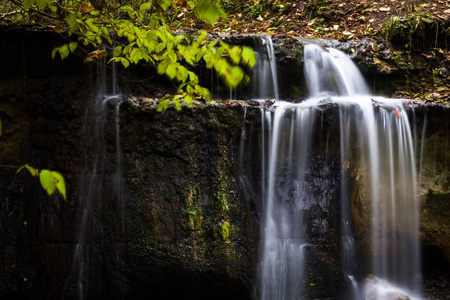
[8,0,59,20]
[0,164,19,169]
[0,10,21,19]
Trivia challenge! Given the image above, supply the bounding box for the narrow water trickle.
[254,42,422,299]
[65,58,125,299]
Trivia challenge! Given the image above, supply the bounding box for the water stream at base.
[256,42,422,299]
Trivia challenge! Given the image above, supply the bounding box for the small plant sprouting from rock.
[186,186,203,231]
[219,221,230,241]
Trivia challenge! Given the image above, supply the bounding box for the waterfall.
[304,44,369,97]
[251,36,279,101]
[256,43,421,299]
[65,58,125,299]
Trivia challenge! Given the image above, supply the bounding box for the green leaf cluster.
[17,164,67,201]
[381,11,438,48]
[14,0,255,111]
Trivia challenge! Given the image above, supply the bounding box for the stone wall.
[0,27,449,299]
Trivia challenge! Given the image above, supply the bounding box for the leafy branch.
[9,0,256,111]
[0,118,67,201]
[16,165,67,201]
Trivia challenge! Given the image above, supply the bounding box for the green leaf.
[113,45,123,57]
[50,171,66,201]
[187,204,197,215]
[195,46,206,62]
[157,99,170,113]
[203,53,214,68]
[165,62,177,79]
[68,42,77,53]
[120,57,130,68]
[39,170,57,196]
[195,85,210,99]
[188,71,198,85]
[176,66,189,82]
[228,46,242,65]
[232,66,244,79]
[156,42,166,53]
[184,94,194,105]
[195,1,226,25]
[120,6,136,19]
[157,59,170,74]
[23,0,34,10]
[157,0,172,11]
[101,26,112,44]
[130,48,144,64]
[123,42,135,56]
[65,11,77,31]
[208,40,218,49]
[174,35,186,45]
[157,27,168,43]
[16,164,37,177]
[48,4,57,12]
[35,0,48,10]
[139,1,152,11]
[173,98,182,111]
[59,45,70,60]
[214,57,227,75]
[197,30,207,44]
[242,46,256,69]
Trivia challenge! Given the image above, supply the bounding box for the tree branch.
[0,10,21,19]
[8,0,59,20]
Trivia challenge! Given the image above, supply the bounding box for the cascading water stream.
[251,36,279,101]
[256,43,421,299]
[65,58,125,299]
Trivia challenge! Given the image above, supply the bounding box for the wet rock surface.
[0,28,449,299]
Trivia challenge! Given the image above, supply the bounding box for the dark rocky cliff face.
[0,27,449,299]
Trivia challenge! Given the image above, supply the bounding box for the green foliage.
[52,42,77,60]
[17,164,67,201]
[186,186,203,232]
[381,11,437,48]
[240,0,287,20]
[195,0,226,25]
[187,204,197,216]
[11,0,255,112]
[381,11,439,91]
[219,221,230,240]
[432,68,439,88]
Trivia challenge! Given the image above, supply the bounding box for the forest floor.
[175,0,450,102]
[176,0,449,41]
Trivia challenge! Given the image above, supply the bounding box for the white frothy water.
[251,36,279,101]
[259,104,316,299]
[304,44,369,97]
[257,43,421,299]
